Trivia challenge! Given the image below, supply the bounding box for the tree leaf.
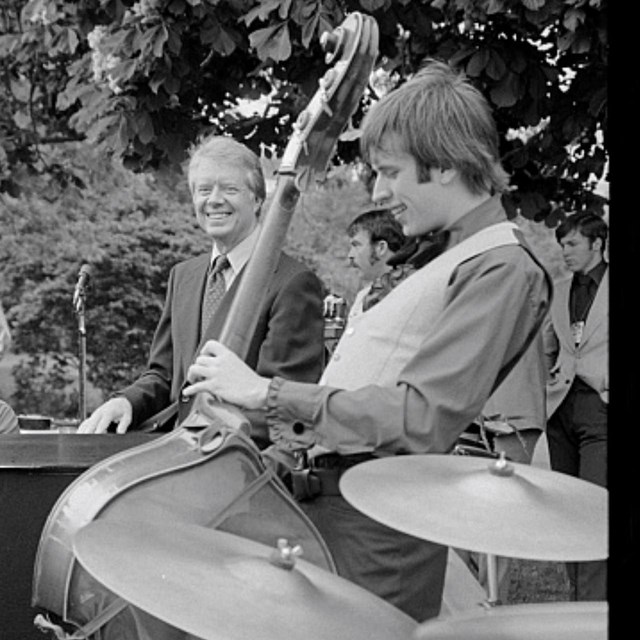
[0,33,19,56]
[467,48,490,77]
[151,24,169,58]
[112,58,138,83]
[117,113,132,151]
[200,18,237,55]
[518,191,548,220]
[134,112,155,144]
[84,114,120,144]
[12,110,32,130]
[104,27,136,57]
[300,8,319,48]
[563,8,585,32]
[486,49,507,80]
[66,28,80,54]
[490,71,520,107]
[359,0,387,11]
[485,0,505,15]
[165,25,182,55]
[149,69,168,94]
[588,86,606,118]
[242,0,283,26]
[10,78,32,103]
[249,22,291,61]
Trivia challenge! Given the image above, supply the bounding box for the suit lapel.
[175,255,209,371]
[553,277,574,346]
[580,269,608,346]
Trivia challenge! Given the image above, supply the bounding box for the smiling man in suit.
[544,211,608,601]
[78,135,325,441]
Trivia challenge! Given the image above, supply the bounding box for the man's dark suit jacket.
[119,251,325,434]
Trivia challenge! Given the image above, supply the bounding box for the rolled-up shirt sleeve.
[266,245,551,455]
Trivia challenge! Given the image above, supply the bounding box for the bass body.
[32,426,335,638]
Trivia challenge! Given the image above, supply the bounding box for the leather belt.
[311,452,378,469]
[290,452,377,501]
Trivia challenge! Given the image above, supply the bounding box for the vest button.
[346,327,355,335]
[333,353,341,361]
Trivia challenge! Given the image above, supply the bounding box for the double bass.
[31,12,378,640]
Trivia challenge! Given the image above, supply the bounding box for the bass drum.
[32,426,335,639]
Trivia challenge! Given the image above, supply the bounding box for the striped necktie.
[200,254,230,336]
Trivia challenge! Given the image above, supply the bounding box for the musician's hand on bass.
[184,340,271,411]
[77,397,133,434]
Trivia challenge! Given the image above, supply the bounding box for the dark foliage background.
[1,0,608,222]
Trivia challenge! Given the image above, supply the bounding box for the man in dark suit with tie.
[78,135,325,442]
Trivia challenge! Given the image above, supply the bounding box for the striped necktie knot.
[210,254,230,278]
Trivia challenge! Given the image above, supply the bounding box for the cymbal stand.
[483,453,514,608]
[485,553,499,607]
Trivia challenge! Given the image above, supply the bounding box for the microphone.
[73,264,92,308]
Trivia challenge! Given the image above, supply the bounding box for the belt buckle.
[290,468,321,501]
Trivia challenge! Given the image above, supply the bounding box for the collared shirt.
[569,260,607,324]
[210,225,261,290]
[266,195,552,455]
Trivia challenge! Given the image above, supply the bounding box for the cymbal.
[414,601,608,640]
[339,454,607,561]
[73,519,416,640]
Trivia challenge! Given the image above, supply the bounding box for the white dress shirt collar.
[210,225,261,287]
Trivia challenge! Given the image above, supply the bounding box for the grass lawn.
[508,559,570,603]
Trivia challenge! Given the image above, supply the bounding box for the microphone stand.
[73,287,88,423]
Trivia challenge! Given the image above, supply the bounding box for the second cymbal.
[73,519,416,640]
[339,454,608,561]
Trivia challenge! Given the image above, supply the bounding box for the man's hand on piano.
[77,397,133,434]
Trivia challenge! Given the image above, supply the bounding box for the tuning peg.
[319,68,337,91]
[293,110,310,134]
[320,27,344,64]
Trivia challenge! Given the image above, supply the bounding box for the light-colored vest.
[320,222,521,390]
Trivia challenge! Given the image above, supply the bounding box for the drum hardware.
[269,537,303,570]
[73,519,417,640]
[323,293,347,360]
[454,415,529,461]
